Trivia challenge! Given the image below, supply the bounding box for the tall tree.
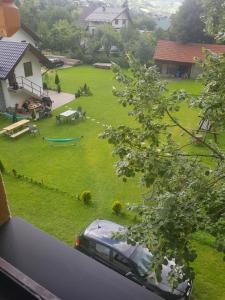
[101,56,225,287]
[96,24,122,57]
[202,0,225,41]
[170,0,213,43]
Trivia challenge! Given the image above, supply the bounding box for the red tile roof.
[154,40,225,64]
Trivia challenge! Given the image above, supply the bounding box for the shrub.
[75,89,81,98]
[112,200,122,215]
[55,73,60,85]
[57,84,61,93]
[80,190,92,205]
[12,169,17,177]
[77,83,92,97]
[0,160,5,173]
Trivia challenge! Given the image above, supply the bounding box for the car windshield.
[130,246,153,277]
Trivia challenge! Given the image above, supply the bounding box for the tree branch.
[166,109,224,160]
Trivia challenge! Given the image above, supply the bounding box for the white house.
[85,6,131,34]
[0,23,40,47]
[0,41,51,111]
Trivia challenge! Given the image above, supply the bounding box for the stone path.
[48,90,75,110]
[86,116,110,129]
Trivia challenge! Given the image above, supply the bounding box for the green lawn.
[0,66,224,300]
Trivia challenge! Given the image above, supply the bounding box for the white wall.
[1,28,36,46]
[2,50,43,108]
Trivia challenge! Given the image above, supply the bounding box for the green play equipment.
[44,136,83,143]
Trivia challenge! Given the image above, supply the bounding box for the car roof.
[84,220,136,258]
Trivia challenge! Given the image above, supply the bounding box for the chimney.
[0,0,20,37]
[0,173,11,226]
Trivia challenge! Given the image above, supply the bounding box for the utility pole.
[0,0,20,37]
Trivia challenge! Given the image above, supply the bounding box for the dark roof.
[0,217,163,300]
[86,6,127,22]
[80,3,101,25]
[0,41,51,80]
[154,40,225,63]
[21,23,41,42]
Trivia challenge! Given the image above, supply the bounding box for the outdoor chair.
[29,125,39,136]
[82,111,86,119]
[71,111,80,122]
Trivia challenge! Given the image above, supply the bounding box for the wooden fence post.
[0,172,10,226]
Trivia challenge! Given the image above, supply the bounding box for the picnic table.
[1,119,30,138]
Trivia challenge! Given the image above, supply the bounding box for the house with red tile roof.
[154,40,225,79]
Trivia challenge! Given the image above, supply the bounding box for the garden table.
[60,110,76,118]
[59,110,76,122]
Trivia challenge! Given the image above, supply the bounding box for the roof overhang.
[21,23,41,42]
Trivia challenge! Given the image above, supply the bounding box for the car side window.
[95,243,111,261]
[112,251,131,274]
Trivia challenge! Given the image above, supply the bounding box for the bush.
[55,73,60,85]
[0,160,5,173]
[80,190,92,205]
[75,89,81,98]
[112,200,122,215]
[43,82,48,90]
[57,84,61,93]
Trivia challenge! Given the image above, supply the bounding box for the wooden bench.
[0,129,6,135]
[10,127,29,138]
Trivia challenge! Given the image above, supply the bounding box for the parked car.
[75,220,192,300]
[48,57,64,68]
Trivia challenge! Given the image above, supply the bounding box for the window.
[122,19,126,25]
[115,19,119,25]
[94,243,111,262]
[112,251,131,274]
[24,62,33,77]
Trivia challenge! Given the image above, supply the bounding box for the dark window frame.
[24,62,33,77]
[112,250,131,274]
[115,19,119,25]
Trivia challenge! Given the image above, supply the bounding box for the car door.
[111,250,132,275]
[93,242,112,268]
[111,250,144,286]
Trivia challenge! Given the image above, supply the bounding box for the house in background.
[85,6,131,34]
[154,40,225,79]
[0,22,41,47]
[0,41,51,111]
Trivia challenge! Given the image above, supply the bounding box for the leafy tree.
[134,33,156,64]
[95,24,123,57]
[133,14,156,31]
[48,20,80,53]
[202,0,225,41]
[100,56,225,287]
[170,0,214,43]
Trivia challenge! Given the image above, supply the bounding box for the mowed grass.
[0,66,224,300]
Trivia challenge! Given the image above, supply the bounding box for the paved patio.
[47,90,75,110]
